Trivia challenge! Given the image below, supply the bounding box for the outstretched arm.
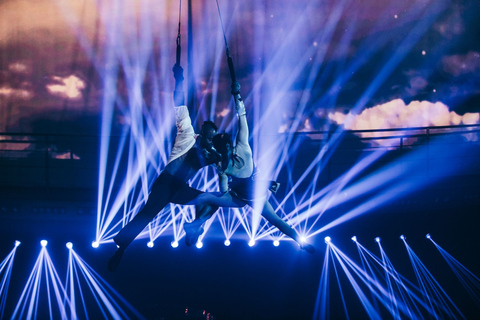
[231,81,249,148]
[173,64,185,106]
[167,64,195,165]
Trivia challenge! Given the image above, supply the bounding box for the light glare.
[224,239,231,246]
[66,242,73,249]
[40,240,48,247]
[351,236,357,242]
[324,236,331,243]
[148,241,154,248]
[171,241,178,248]
[91,241,99,248]
[400,235,405,240]
[15,240,21,247]
[248,239,255,247]
[375,237,381,243]
[426,233,431,239]
[196,241,203,249]
[273,240,280,247]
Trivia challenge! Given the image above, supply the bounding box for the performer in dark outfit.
[184,81,315,253]
[108,63,221,271]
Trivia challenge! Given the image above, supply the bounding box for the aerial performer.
[183,0,315,253]
[108,16,221,271]
[183,80,315,253]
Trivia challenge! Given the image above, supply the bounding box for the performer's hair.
[201,120,218,134]
[213,133,232,154]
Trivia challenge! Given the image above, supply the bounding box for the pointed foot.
[108,247,125,272]
[184,221,205,247]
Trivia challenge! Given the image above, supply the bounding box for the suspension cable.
[215,0,236,83]
[176,0,182,65]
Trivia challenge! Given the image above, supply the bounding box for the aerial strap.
[175,0,182,66]
[173,0,185,106]
[215,0,237,85]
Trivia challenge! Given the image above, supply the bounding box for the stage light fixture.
[426,233,431,239]
[248,239,255,247]
[147,241,154,248]
[224,239,231,246]
[171,241,178,248]
[351,236,357,242]
[375,237,381,243]
[15,240,21,247]
[40,240,48,247]
[273,240,280,247]
[324,236,331,243]
[66,242,73,249]
[196,241,203,249]
[400,235,405,240]
[300,236,307,243]
[91,241,99,248]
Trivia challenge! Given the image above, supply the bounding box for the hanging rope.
[215,0,236,84]
[175,0,182,66]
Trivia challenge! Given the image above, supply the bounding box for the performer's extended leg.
[180,192,245,246]
[108,173,176,271]
[260,200,315,253]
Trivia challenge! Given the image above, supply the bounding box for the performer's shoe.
[108,246,125,272]
[300,243,315,254]
[184,221,204,247]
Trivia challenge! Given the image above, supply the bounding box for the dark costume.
[228,168,279,207]
[113,104,218,249]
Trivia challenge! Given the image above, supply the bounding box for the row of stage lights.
[325,233,432,244]
[91,239,282,249]
[91,236,310,249]
[12,234,433,249]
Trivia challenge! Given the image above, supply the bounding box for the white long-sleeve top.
[167,105,198,165]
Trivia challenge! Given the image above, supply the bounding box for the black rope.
[176,0,182,66]
[215,0,236,83]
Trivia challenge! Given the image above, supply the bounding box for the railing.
[1,124,479,189]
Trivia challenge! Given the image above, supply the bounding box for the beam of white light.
[65,250,76,320]
[0,244,19,319]
[282,148,388,231]
[313,245,332,320]
[12,247,70,320]
[328,244,383,319]
[252,0,449,236]
[401,239,465,319]
[329,241,432,319]
[216,207,244,240]
[428,238,480,308]
[309,133,478,237]
[331,249,352,318]
[354,242,384,314]
[356,240,431,318]
[70,249,145,319]
[86,0,175,244]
